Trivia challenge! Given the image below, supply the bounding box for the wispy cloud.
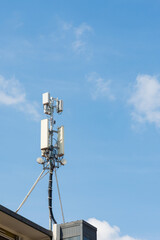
[88,218,141,240]
[129,74,160,127]
[72,40,86,54]
[62,21,93,55]
[72,23,93,54]
[74,23,92,38]
[87,72,115,101]
[0,75,40,121]
[62,22,72,31]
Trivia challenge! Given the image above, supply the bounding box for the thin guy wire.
[16,161,50,213]
[39,170,49,180]
[16,169,45,213]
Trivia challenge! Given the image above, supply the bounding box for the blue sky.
[0,1,160,240]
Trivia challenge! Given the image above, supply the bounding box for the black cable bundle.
[48,169,57,224]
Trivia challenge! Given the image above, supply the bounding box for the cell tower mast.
[16,92,66,231]
[40,92,65,230]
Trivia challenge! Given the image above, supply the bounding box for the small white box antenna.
[58,126,64,157]
[43,92,50,105]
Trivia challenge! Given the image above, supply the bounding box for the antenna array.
[40,92,65,169]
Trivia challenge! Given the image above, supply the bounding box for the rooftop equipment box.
[59,220,97,240]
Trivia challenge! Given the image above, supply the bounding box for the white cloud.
[72,40,86,54]
[62,22,72,31]
[129,74,160,127]
[62,21,93,55]
[74,23,92,38]
[87,218,141,240]
[0,75,26,105]
[0,75,40,121]
[87,72,115,101]
[72,23,92,54]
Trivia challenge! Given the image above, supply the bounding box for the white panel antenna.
[58,126,64,157]
[41,119,49,150]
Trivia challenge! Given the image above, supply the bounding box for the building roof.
[0,205,52,240]
[60,220,97,231]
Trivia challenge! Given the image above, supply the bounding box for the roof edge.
[0,204,52,237]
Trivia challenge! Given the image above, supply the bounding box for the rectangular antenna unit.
[43,92,50,105]
[57,100,63,113]
[41,119,49,150]
[58,126,64,157]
